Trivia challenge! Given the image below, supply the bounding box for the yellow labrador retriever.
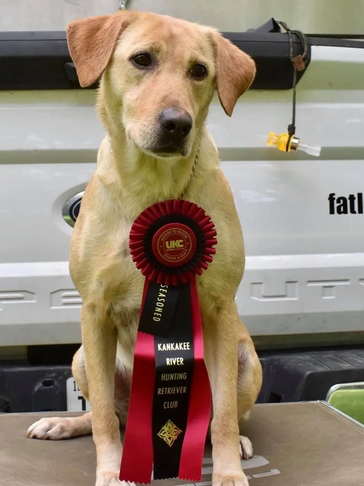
[27,10,262,486]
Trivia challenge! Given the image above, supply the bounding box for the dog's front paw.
[26,417,72,440]
[213,473,249,486]
[96,471,135,486]
[239,435,253,461]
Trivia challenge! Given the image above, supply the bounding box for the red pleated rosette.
[129,199,217,284]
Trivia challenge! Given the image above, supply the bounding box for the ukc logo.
[152,223,197,267]
[165,239,184,250]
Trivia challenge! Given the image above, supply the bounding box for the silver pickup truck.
[1,4,364,413]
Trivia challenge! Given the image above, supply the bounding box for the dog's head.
[67,11,255,159]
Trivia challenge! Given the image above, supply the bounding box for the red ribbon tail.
[179,277,211,481]
[119,280,155,484]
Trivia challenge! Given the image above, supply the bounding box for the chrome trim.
[62,191,84,228]
[290,136,300,152]
[326,381,364,401]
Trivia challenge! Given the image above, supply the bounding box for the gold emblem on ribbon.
[157,419,182,447]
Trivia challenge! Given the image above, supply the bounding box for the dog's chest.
[102,208,237,366]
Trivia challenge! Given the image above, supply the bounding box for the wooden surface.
[1,402,363,486]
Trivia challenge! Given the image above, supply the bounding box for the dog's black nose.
[159,108,192,144]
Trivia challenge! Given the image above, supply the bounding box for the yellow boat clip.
[267,132,321,157]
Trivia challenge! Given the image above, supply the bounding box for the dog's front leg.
[205,301,249,486]
[81,303,123,486]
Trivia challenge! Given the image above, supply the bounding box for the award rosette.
[119,199,217,484]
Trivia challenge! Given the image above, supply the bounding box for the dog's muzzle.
[153,107,192,155]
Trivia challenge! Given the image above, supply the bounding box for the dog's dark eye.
[190,63,207,80]
[131,52,153,69]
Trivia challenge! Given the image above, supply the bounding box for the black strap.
[152,283,194,479]
[276,20,308,146]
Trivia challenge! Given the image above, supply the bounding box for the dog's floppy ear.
[212,32,256,116]
[66,12,135,87]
